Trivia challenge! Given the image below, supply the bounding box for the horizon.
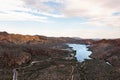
[0,0,120,39]
[0,31,119,40]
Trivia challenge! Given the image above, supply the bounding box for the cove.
[68,44,92,62]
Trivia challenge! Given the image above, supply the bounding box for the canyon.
[0,32,120,80]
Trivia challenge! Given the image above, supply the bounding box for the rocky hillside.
[0,31,89,68]
[0,32,119,80]
[0,32,47,44]
[89,39,120,68]
[0,31,93,44]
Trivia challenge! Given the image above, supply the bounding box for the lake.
[68,44,92,62]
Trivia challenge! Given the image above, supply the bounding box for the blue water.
[68,44,92,62]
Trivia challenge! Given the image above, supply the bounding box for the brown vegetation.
[89,39,120,68]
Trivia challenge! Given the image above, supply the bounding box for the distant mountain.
[0,31,94,44]
[71,37,82,40]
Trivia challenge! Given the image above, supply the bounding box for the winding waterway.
[68,44,92,62]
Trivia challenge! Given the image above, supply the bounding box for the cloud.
[0,0,23,11]
[0,0,120,26]
[61,0,120,27]
[63,0,120,17]
[0,0,65,22]
[0,0,50,22]
[22,0,120,27]
[22,0,65,17]
[23,0,54,12]
[0,11,48,22]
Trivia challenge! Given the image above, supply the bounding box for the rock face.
[89,39,120,68]
[0,42,31,68]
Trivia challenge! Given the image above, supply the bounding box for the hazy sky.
[0,0,120,39]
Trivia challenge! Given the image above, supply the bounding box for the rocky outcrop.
[89,39,120,68]
[0,42,31,68]
[0,32,47,44]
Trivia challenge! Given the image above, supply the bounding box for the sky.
[0,0,120,39]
